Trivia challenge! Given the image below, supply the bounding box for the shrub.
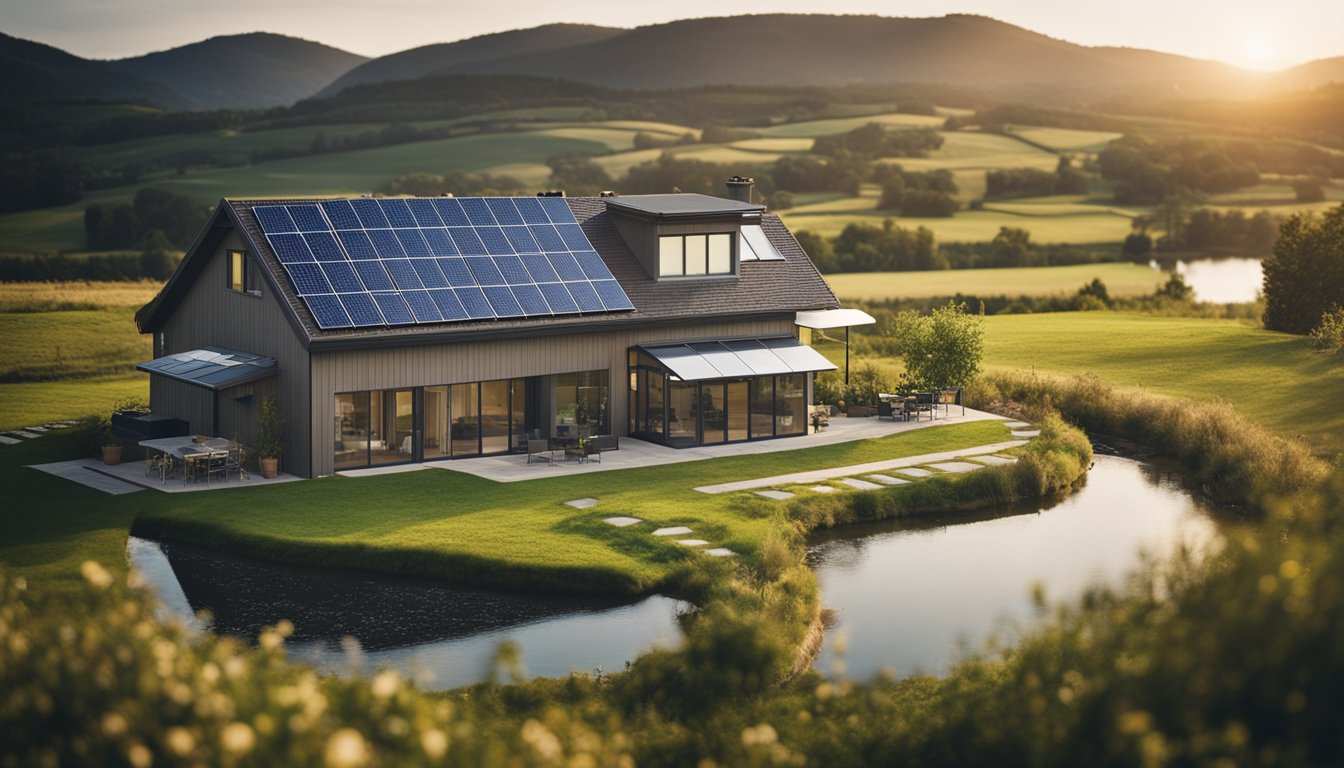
[1309,307,1344,352]
[896,302,985,390]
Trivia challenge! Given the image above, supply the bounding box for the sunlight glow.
[1235,31,1282,71]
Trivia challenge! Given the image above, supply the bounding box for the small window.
[228,250,249,293]
[657,234,733,277]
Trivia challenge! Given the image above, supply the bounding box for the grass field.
[0,281,157,431]
[978,312,1344,455]
[825,263,1167,301]
[0,412,1011,594]
[780,190,1139,242]
[756,112,946,137]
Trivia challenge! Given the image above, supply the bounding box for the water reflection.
[1150,257,1262,303]
[808,454,1244,681]
[128,537,686,690]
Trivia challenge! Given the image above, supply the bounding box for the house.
[133,181,848,477]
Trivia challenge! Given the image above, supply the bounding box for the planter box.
[846,406,877,418]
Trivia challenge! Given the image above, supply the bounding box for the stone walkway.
[2,420,75,447]
[596,513,737,557]
[692,439,1027,494]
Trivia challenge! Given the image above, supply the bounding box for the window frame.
[656,233,735,278]
[226,249,259,296]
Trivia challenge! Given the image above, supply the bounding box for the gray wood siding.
[309,317,795,476]
[149,377,212,436]
[155,228,311,475]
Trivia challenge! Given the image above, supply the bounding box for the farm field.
[0,281,158,431]
[780,189,1139,241]
[1004,127,1124,152]
[756,111,945,137]
[979,312,1344,456]
[825,263,1166,301]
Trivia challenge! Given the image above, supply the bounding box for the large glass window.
[726,380,749,442]
[776,374,806,436]
[451,383,479,457]
[370,390,414,465]
[700,382,726,445]
[423,386,449,460]
[554,370,609,437]
[667,381,697,447]
[750,377,775,439]
[480,380,510,454]
[657,233,733,277]
[334,392,370,471]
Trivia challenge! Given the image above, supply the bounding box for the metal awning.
[795,308,877,329]
[137,347,277,391]
[638,337,837,382]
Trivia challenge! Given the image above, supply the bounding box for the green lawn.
[825,263,1167,301]
[0,418,1013,595]
[979,312,1344,455]
[756,112,945,137]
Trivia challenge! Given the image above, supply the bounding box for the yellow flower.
[324,728,369,768]
[220,722,256,756]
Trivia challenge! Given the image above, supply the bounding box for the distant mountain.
[109,33,366,109]
[319,23,621,97]
[1275,57,1344,91]
[426,14,1253,95]
[0,31,188,107]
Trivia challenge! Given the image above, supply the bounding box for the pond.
[128,536,687,690]
[1150,256,1262,303]
[808,453,1247,681]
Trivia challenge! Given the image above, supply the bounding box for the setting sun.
[1236,30,1283,71]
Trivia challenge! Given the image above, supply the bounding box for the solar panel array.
[251,196,636,330]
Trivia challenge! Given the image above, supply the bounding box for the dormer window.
[659,233,733,277]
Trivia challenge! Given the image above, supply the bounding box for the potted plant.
[254,396,284,479]
[97,418,123,466]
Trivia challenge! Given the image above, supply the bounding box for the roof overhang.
[794,308,877,330]
[636,336,836,382]
[137,346,277,391]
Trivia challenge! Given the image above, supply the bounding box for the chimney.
[536,190,567,197]
[725,175,755,203]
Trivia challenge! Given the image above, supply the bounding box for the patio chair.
[225,442,248,481]
[527,438,553,465]
[204,450,229,485]
[586,435,618,463]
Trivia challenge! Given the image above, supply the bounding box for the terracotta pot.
[102,445,123,466]
[260,457,279,479]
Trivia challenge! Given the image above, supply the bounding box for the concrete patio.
[55,457,303,493]
[409,406,1009,483]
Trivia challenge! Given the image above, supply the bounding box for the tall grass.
[969,370,1329,506]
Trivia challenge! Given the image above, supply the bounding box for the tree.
[894,302,984,389]
[1262,205,1344,334]
[793,230,834,272]
[989,226,1036,267]
[1122,232,1153,258]
[546,155,614,196]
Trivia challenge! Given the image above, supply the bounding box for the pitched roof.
[139,195,839,350]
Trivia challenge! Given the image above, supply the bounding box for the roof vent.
[537,190,567,197]
[725,176,755,204]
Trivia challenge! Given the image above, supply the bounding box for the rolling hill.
[109,33,366,109]
[0,31,187,107]
[319,23,621,97]
[318,14,1246,96]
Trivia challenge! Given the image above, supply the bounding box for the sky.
[8,0,1342,71]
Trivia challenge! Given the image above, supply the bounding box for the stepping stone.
[24,426,47,433]
[11,431,39,439]
[807,485,837,493]
[565,498,599,509]
[865,474,910,485]
[895,467,934,478]
[837,477,883,490]
[602,516,642,527]
[0,435,20,446]
[676,539,709,547]
[1003,421,1031,428]
[653,526,693,537]
[705,548,736,557]
[45,423,69,429]
[974,455,1017,466]
[755,490,795,500]
[927,461,983,473]
[1011,430,1041,438]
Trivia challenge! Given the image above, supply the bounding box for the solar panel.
[255,197,635,330]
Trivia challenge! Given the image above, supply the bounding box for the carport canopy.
[636,337,836,382]
[137,347,277,390]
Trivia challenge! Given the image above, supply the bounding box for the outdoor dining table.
[139,436,232,485]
